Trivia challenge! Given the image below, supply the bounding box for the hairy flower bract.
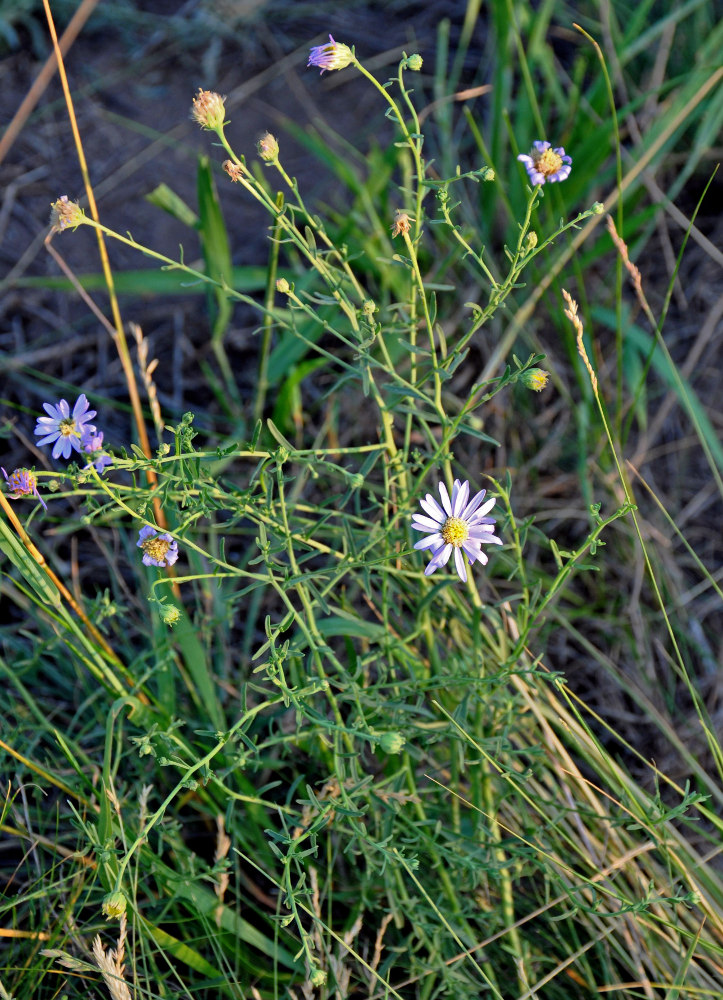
[412,479,502,583]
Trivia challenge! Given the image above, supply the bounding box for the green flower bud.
[378,731,406,754]
[591,201,604,215]
[102,889,127,919]
[276,277,290,294]
[309,966,327,987]
[158,603,183,627]
[406,54,423,71]
[520,368,550,392]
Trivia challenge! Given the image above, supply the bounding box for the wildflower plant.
[5,15,723,1000]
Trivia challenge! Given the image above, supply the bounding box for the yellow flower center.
[533,148,563,176]
[441,516,469,547]
[59,417,78,438]
[142,536,171,561]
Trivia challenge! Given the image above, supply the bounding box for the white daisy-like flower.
[411,479,502,583]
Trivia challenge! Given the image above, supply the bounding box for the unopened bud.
[276,277,290,294]
[378,731,406,754]
[257,132,279,162]
[101,889,127,920]
[158,603,183,627]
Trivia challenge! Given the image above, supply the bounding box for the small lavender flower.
[307,35,354,74]
[412,479,502,584]
[517,141,572,185]
[2,467,47,510]
[34,394,96,460]
[81,431,112,474]
[137,525,179,568]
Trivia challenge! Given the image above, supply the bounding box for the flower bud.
[102,889,127,919]
[362,299,376,318]
[378,731,406,754]
[525,231,538,249]
[276,277,290,294]
[591,201,604,215]
[406,54,423,71]
[257,132,279,162]
[223,159,244,182]
[309,966,327,987]
[158,603,183,627]
[521,368,550,392]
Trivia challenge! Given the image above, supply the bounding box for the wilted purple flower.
[411,479,502,584]
[34,394,96,460]
[81,431,112,474]
[2,467,47,511]
[517,141,572,185]
[137,525,179,568]
[307,35,354,74]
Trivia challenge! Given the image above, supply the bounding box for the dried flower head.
[50,196,85,232]
[518,141,572,185]
[257,132,279,162]
[222,159,244,182]
[137,525,179,568]
[34,394,97,460]
[191,89,226,131]
[412,479,502,583]
[307,35,354,74]
[2,467,47,510]
[391,210,412,238]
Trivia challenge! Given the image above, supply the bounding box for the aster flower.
[412,479,502,583]
[81,431,112,474]
[517,141,572,185]
[307,35,354,74]
[34,394,97,460]
[137,525,179,568]
[2,467,47,511]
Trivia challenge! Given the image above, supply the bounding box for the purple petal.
[426,542,452,574]
[453,547,468,582]
[414,533,443,550]
[438,482,452,516]
[412,513,445,532]
[452,480,469,516]
[420,494,445,521]
[461,488,487,519]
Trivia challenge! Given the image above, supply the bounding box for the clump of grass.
[2,3,722,999]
